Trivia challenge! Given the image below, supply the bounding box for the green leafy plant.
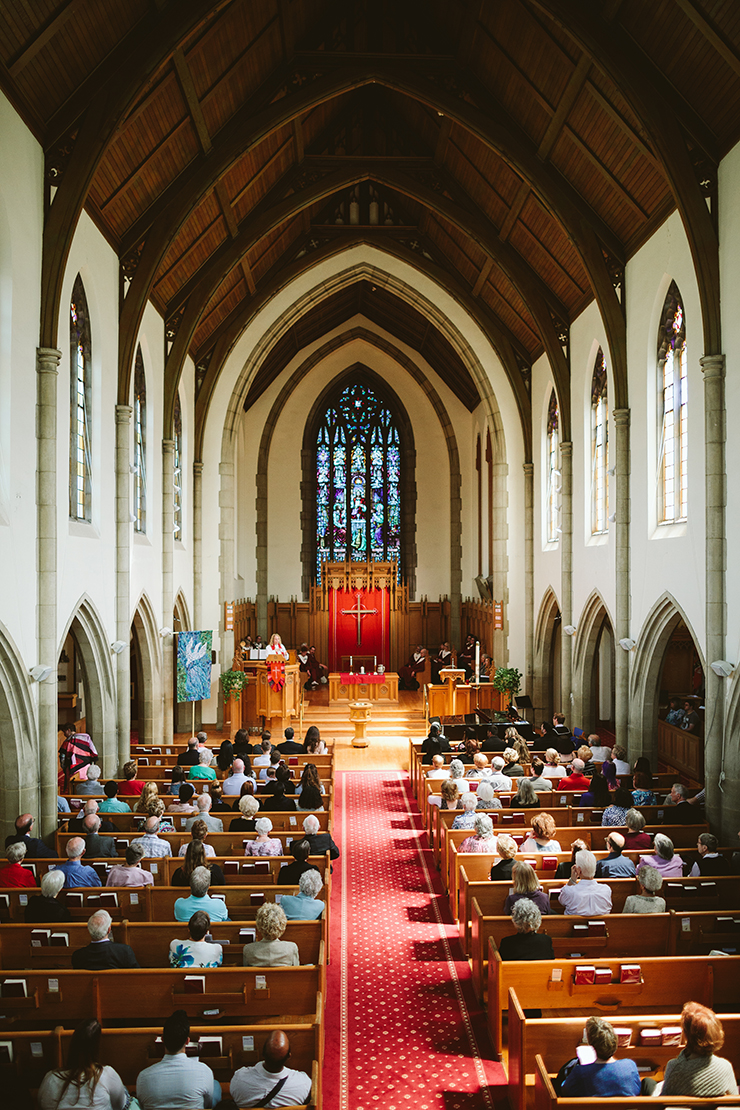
[491,666,522,698]
[219,669,247,700]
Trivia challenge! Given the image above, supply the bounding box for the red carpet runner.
[323,771,506,1110]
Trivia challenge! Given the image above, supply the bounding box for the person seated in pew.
[254,734,275,766]
[558,849,613,915]
[481,727,506,754]
[57,836,102,888]
[118,759,145,797]
[209,784,231,813]
[172,838,224,887]
[601,785,634,826]
[0,841,37,887]
[257,764,280,794]
[586,732,612,762]
[595,832,636,878]
[456,731,481,766]
[622,864,666,913]
[5,812,56,857]
[426,754,449,779]
[660,1001,739,1098]
[81,814,120,859]
[465,752,491,779]
[460,814,498,853]
[137,1009,222,1110]
[169,909,223,968]
[439,780,462,810]
[167,782,198,814]
[98,781,131,813]
[556,757,591,792]
[541,748,565,781]
[487,755,512,792]
[504,730,532,768]
[73,762,103,796]
[278,726,304,754]
[233,728,251,760]
[528,757,553,793]
[631,770,657,806]
[222,757,252,797]
[174,866,229,922]
[503,861,552,916]
[475,781,502,810]
[185,794,224,833]
[610,744,630,775]
[622,808,653,850]
[134,816,172,859]
[295,762,325,802]
[688,831,734,877]
[58,795,71,814]
[451,793,479,830]
[230,793,260,832]
[575,744,596,777]
[178,820,217,859]
[244,817,283,857]
[549,725,577,757]
[301,813,340,862]
[38,1018,129,1110]
[277,838,320,886]
[177,735,202,767]
[167,765,186,796]
[499,897,555,961]
[232,778,257,809]
[242,903,300,967]
[662,781,701,825]
[280,868,325,921]
[303,724,326,755]
[639,832,684,877]
[229,1029,312,1109]
[261,774,297,813]
[106,842,155,887]
[558,1016,642,1098]
[421,721,446,764]
[510,778,539,808]
[448,758,472,794]
[489,834,518,880]
[554,838,589,880]
[578,770,610,808]
[134,781,160,814]
[501,746,524,778]
[520,811,562,853]
[188,748,218,783]
[24,869,73,923]
[71,909,140,969]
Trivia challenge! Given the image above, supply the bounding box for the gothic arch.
[0,622,38,838]
[629,592,705,767]
[572,591,615,734]
[58,596,117,776]
[130,592,162,749]
[533,587,561,724]
[174,590,191,632]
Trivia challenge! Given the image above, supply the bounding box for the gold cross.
[340,591,378,645]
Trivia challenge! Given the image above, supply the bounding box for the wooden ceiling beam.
[434,116,452,163]
[673,0,740,80]
[538,53,590,160]
[172,47,212,156]
[8,0,85,78]
[584,81,658,169]
[564,127,649,220]
[499,181,530,244]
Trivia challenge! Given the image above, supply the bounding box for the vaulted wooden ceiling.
[2,0,739,447]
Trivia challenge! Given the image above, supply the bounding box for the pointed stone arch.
[533,587,561,723]
[58,596,117,776]
[130,592,162,750]
[629,592,705,768]
[0,622,38,840]
[173,591,191,632]
[571,590,615,735]
[173,590,194,735]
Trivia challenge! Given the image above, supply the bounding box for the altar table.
[328,672,399,702]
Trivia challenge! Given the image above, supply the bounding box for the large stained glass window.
[316,382,401,579]
[657,281,688,524]
[70,275,92,521]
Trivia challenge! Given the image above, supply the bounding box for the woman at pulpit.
[432,642,452,683]
[268,633,289,660]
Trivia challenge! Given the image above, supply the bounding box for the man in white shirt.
[229,1030,312,1108]
[134,816,172,858]
[426,755,449,780]
[137,1009,222,1108]
[184,794,223,833]
[558,849,613,915]
[222,758,250,796]
[253,738,273,768]
[487,756,512,792]
[586,733,612,762]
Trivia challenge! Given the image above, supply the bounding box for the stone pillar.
[613,409,631,752]
[192,462,203,629]
[559,441,573,718]
[161,439,175,745]
[523,462,534,697]
[219,458,235,723]
[115,405,132,772]
[37,347,61,836]
[700,354,726,836]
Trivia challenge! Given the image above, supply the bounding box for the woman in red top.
[117,759,145,797]
[1,842,38,887]
[623,808,653,850]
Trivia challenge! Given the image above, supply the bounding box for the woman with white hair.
[448,758,470,794]
[74,763,103,795]
[475,781,502,810]
[451,793,479,830]
[188,748,217,782]
[489,834,518,880]
[638,833,684,877]
[622,864,666,913]
[281,868,325,920]
[1,841,37,887]
[25,869,71,922]
[268,632,289,660]
[499,898,554,960]
[465,752,491,779]
[242,902,299,966]
[459,814,498,853]
[231,793,260,831]
[244,817,283,856]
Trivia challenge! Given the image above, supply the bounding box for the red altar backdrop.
[328,588,390,672]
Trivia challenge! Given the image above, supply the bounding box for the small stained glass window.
[658,282,688,524]
[174,393,183,541]
[546,390,560,544]
[133,347,147,534]
[591,349,609,536]
[70,275,92,521]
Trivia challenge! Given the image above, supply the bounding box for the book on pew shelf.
[198,1037,222,1057]
[542,856,558,871]
[613,1027,632,1048]
[0,1041,13,1064]
[549,888,564,898]
[2,979,27,998]
[661,1026,682,1046]
[183,976,205,994]
[224,861,240,875]
[254,861,270,873]
[92,863,108,878]
[22,863,36,877]
[239,929,256,943]
[666,883,683,897]
[717,916,733,928]
[139,757,149,765]
[0,895,8,911]
[64,893,83,908]
[593,967,612,985]
[501,814,513,824]
[89,892,117,907]
[510,812,525,823]
[210,894,226,903]
[115,839,130,850]
[150,747,161,754]
[572,923,588,936]
[639,1028,662,1046]
[574,965,596,985]
[31,930,50,947]
[620,963,641,984]
[250,893,265,906]
[184,1043,200,1057]
[699,882,716,895]
[50,933,69,947]
[588,920,607,936]
[512,835,524,846]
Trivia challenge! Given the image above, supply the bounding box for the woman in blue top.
[561,1016,641,1097]
[601,786,634,827]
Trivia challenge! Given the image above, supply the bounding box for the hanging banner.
[268,658,286,691]
[177,630,213,702]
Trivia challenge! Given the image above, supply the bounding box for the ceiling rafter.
[8,0,85,77]
[538,52,591,160]
[672,0,740,82]
[172,47,212,155]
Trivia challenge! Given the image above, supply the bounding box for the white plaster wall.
[173,354,194,623]
[532,350,562,620]
[719,144,740,670]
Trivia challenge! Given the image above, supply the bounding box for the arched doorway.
[572,592,615,735]
[130,594,161,748]
[0,623,38,839]
[533,589,561,723]
[57,598,116,775]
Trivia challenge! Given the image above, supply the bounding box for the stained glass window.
[173,392,183,541]
[316,381,401,580]
[590,348,609,536]
[133,347,147,534]
[546,390,560,544]
[658,282,688,524]
[69,275,92,521]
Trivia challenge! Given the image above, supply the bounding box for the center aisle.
[323,771,507,1110]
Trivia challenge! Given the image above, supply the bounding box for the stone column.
[37,347,61,836]
[192,462,203,628]
[161,439,175,745]
[559,441,573,717]
[613,409,631,752]
[701,354,726,836]
[115,405,132,772]
[219,458,235,725]
[523,462,534,697]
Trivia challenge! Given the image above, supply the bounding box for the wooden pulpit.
[429,667,468,718]
[254,657,301,731]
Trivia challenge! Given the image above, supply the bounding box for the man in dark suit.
[4,814,55,858]
[277,839,320,885]
[80,814,120,858]
[177,737,201,766]
[278,727,303,755]
[71,909,139,969]
[301,814,339,861]
[663,783,703,825]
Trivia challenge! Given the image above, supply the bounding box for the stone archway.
[571,591,615,736]
[0,623,38,840]
[173,591,195,735]
[533,588,561,724]
[130,593,162,749]
[58,596,117,777]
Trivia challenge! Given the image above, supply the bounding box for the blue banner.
[176,630,213,702]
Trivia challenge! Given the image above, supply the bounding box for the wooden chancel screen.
[312,562,405,673]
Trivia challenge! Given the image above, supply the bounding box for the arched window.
[133,347,147,534]
[590,348,609,535]
[657,282,688,523]
[173,393,183,542]
[546,390,560,543]
[316,381,401,580]
[69,275,92,521]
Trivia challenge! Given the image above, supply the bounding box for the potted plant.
[219,669,247,700]
[491,666,522,701]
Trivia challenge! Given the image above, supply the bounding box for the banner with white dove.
[176,630,213,702]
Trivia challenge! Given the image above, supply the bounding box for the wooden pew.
[506,991,740,1110]
[55,829,332,858]
[0,959,324,1027]
[486,947,739,1059]
[8,853,330,888]
[58,808,334,832]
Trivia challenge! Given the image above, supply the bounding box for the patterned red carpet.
[323,771,507,1110]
